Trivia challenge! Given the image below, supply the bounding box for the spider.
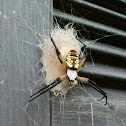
[29,35,108,105]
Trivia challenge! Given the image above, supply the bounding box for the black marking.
[70,54,77,57]
[69,67,77,70]
[70,50,76,52]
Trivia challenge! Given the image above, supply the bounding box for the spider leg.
[50,35,67,70]
[77,57,87,73]
[88,80,107,105]
[29,75,67,102]
[76,76,108,105]
[76,37,88,59]
[77,42,89,73]
[50,35,63,64]
[79,44,88,58]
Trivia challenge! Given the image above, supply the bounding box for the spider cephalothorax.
[29,35,108,105]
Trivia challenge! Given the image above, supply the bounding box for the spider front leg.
[50,36,66,70]
[77,57,86,73]
[77,44,88,73]
[29,74,67,102]
[76,76,108,105]
[77,38,88,59]
[79,44,88,58]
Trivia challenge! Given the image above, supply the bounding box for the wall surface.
[0,0,52,125]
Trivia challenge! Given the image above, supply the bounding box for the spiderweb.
[0,0,126,126]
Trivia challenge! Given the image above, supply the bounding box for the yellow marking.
[74,64,79,68]
[66,50,79,69]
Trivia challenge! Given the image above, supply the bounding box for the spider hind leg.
[88,80,108,105]
[76,76,108,105]
[29,75,67,102]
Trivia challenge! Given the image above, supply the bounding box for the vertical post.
[0,0,53,125]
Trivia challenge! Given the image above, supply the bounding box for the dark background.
[53,0,126,125]
[54,0,126,89]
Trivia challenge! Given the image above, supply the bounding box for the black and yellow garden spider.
[29,36,108,105]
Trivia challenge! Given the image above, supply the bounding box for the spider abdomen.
[66,50,79,70]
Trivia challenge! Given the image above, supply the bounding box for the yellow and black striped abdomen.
[66,50,79,70]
